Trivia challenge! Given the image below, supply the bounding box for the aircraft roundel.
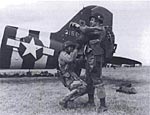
[18,36,44,61]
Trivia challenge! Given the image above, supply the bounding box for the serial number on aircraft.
[65,29,80,37]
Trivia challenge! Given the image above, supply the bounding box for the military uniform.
[58,41,87,107]
[83,25,106,99]
[70,14,107,112]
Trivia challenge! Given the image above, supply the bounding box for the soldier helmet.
[63,41,76,50]
[89,13,104,23]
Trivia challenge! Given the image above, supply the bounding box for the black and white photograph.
[0,0,150,115]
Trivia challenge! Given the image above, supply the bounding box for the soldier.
[70,13,107,112]
[58,41,87,108]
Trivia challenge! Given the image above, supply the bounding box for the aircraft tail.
[50,6,96,42]
[0,5,116,69]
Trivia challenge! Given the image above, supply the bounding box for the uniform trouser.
[61,72,87,102]
[85,53,106,99]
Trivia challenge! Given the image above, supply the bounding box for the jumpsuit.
[58,49,87,102]
[80,25,106,99]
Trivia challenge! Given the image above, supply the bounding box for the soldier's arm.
[60,50,78,63]
[69,22,103,33]
[79,26,103,33]
[88,30,101,35]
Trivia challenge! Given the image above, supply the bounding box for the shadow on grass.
[103,76,148,87]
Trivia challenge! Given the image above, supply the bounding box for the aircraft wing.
[107,56,142,66]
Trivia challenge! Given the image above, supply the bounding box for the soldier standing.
[70,13,107,112]
[58,41,87,108]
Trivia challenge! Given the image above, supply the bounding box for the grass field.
[0,67,149,115]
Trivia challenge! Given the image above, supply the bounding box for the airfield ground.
[0,67,149,115]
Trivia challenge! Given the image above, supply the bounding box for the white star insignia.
[7,38,55,57]
[22,38,42,59]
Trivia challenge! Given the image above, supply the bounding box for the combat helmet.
[63,41,76,50]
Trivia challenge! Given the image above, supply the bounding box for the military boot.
[59,99,68,108]
[97,98,108,113]
[59,89,78,108]
[84,94,95,107]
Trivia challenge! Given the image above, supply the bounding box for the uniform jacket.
[80,25,106,55]
[58,49,78,74]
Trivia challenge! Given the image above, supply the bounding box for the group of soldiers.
[58,13,107,113]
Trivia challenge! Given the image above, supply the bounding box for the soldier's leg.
[59,72,87,108]
[59,81,87,108]
[85,59,95,106]
[86,76,95,104]
[91,56,107,112]
[59,72,75,108]
[70,81,87,100]
[69,73,87,100]
[59,89,78,108]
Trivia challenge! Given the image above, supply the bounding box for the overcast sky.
[0,0,150,65]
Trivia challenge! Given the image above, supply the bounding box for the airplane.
[0,5,141,70]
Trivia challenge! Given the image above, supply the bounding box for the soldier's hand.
[69,22,80,29]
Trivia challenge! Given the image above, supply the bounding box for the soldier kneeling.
[58,41,87,108]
